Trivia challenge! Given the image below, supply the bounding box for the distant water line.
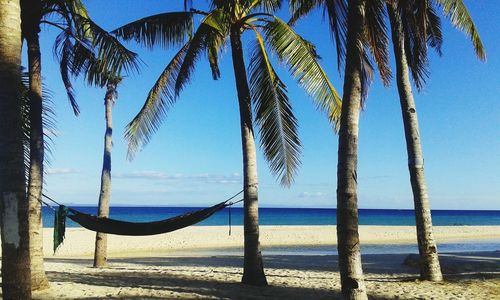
[41,206,500,228]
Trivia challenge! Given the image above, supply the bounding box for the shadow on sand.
[2,251,497,299]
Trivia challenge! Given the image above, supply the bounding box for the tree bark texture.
[0,0,32,298]
[230,26,268,286]
[387,1,443,281]
[22,0,50,289]
[93,82,116,268]
[336,0,368,299]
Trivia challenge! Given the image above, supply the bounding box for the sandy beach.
[41,225,500,257]
[1,225,499,299]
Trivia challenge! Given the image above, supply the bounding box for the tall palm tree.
[94,76,122,268]
[113,0,342,285]
[0,0,32,298]
[289,0,390,298]
[20,0,139,288]
[386,0,485,281]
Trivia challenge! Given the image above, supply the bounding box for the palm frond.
[66,0,92,39]
[41,86,57,169]
[288,0,321,25]
[364,0,391,86]
[20,74,31,180]
[261,17,342,130]
[112,12,194,49]
[53,30,80,115]
[80,17,140,78]
[251,0,283,13]
[125,44,189,159]
[360,47,375,107]
[20,72,57,181]
[323,0,348,71]
[289,0,347,72]
[398,0,430,90]
[175,10,228,95]
[55,17,140,89]
[249,33,301,186]
[211,0,239,12]
[204,9,229,80]
[426,3,443,55]
[434,0,485,60]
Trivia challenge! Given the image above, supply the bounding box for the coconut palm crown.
[39,0,140,115]
[290,0,393,96]
[392,0,485,90]
[114,0,342,186]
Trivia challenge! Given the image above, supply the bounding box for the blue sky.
[32,1,499,209]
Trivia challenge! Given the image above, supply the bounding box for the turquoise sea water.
[42,206,500,227]
[41,206,500,254]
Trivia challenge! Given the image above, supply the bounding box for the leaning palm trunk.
[22,0,50,288]
[387,1,442,281]
[230,26,267,286]
[0,0,32,298]
[336,0,368,299]
[93,81,117,268]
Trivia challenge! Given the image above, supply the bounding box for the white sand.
[32,252,500,299]
[1,225,499,299]
[45,225,500,257]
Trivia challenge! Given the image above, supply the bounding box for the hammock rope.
[41,190,246,253]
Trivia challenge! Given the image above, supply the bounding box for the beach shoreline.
[37,225,500,258]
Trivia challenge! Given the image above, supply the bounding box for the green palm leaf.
[125,44,190,159]
[426,3,443,55]
[175,10,228,95]
[289,0,321,25]
[112,12,194,49]
[53,30,80,115]
[262,17,342,130]
[81,17,140,77]
[54,17,140,113]
[398,0,430,90]
[249,32,301,186]
[251,0,283,13]
[364,0,391,85]
[434,0,485,60]
[20,72,57,179]
[359,47,375,105]
[289,0,347,72]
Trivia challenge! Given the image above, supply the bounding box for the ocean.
[42,206,500,227]
[41,206,500,255]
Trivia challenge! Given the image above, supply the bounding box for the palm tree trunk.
[26,28,50,292]
[336,0,368,299]
[93,82,116,268]
[387,1,443,282]
[0,0,32,298]
[22,0,50,288]
[230,26,267,286]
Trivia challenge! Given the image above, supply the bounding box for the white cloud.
[47,168,79,175]
[115,171,168,179]
[115,171,242,184]
[299,191,326,198]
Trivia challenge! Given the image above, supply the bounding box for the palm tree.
[19,0,139,287]
[289,0,391,298]
[386,0,485,281]
[0,0,32,298]
[94,76,122,268]
[113,0,342,285]
[21,0,50,290]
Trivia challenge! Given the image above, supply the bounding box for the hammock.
[44,193,243,253]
